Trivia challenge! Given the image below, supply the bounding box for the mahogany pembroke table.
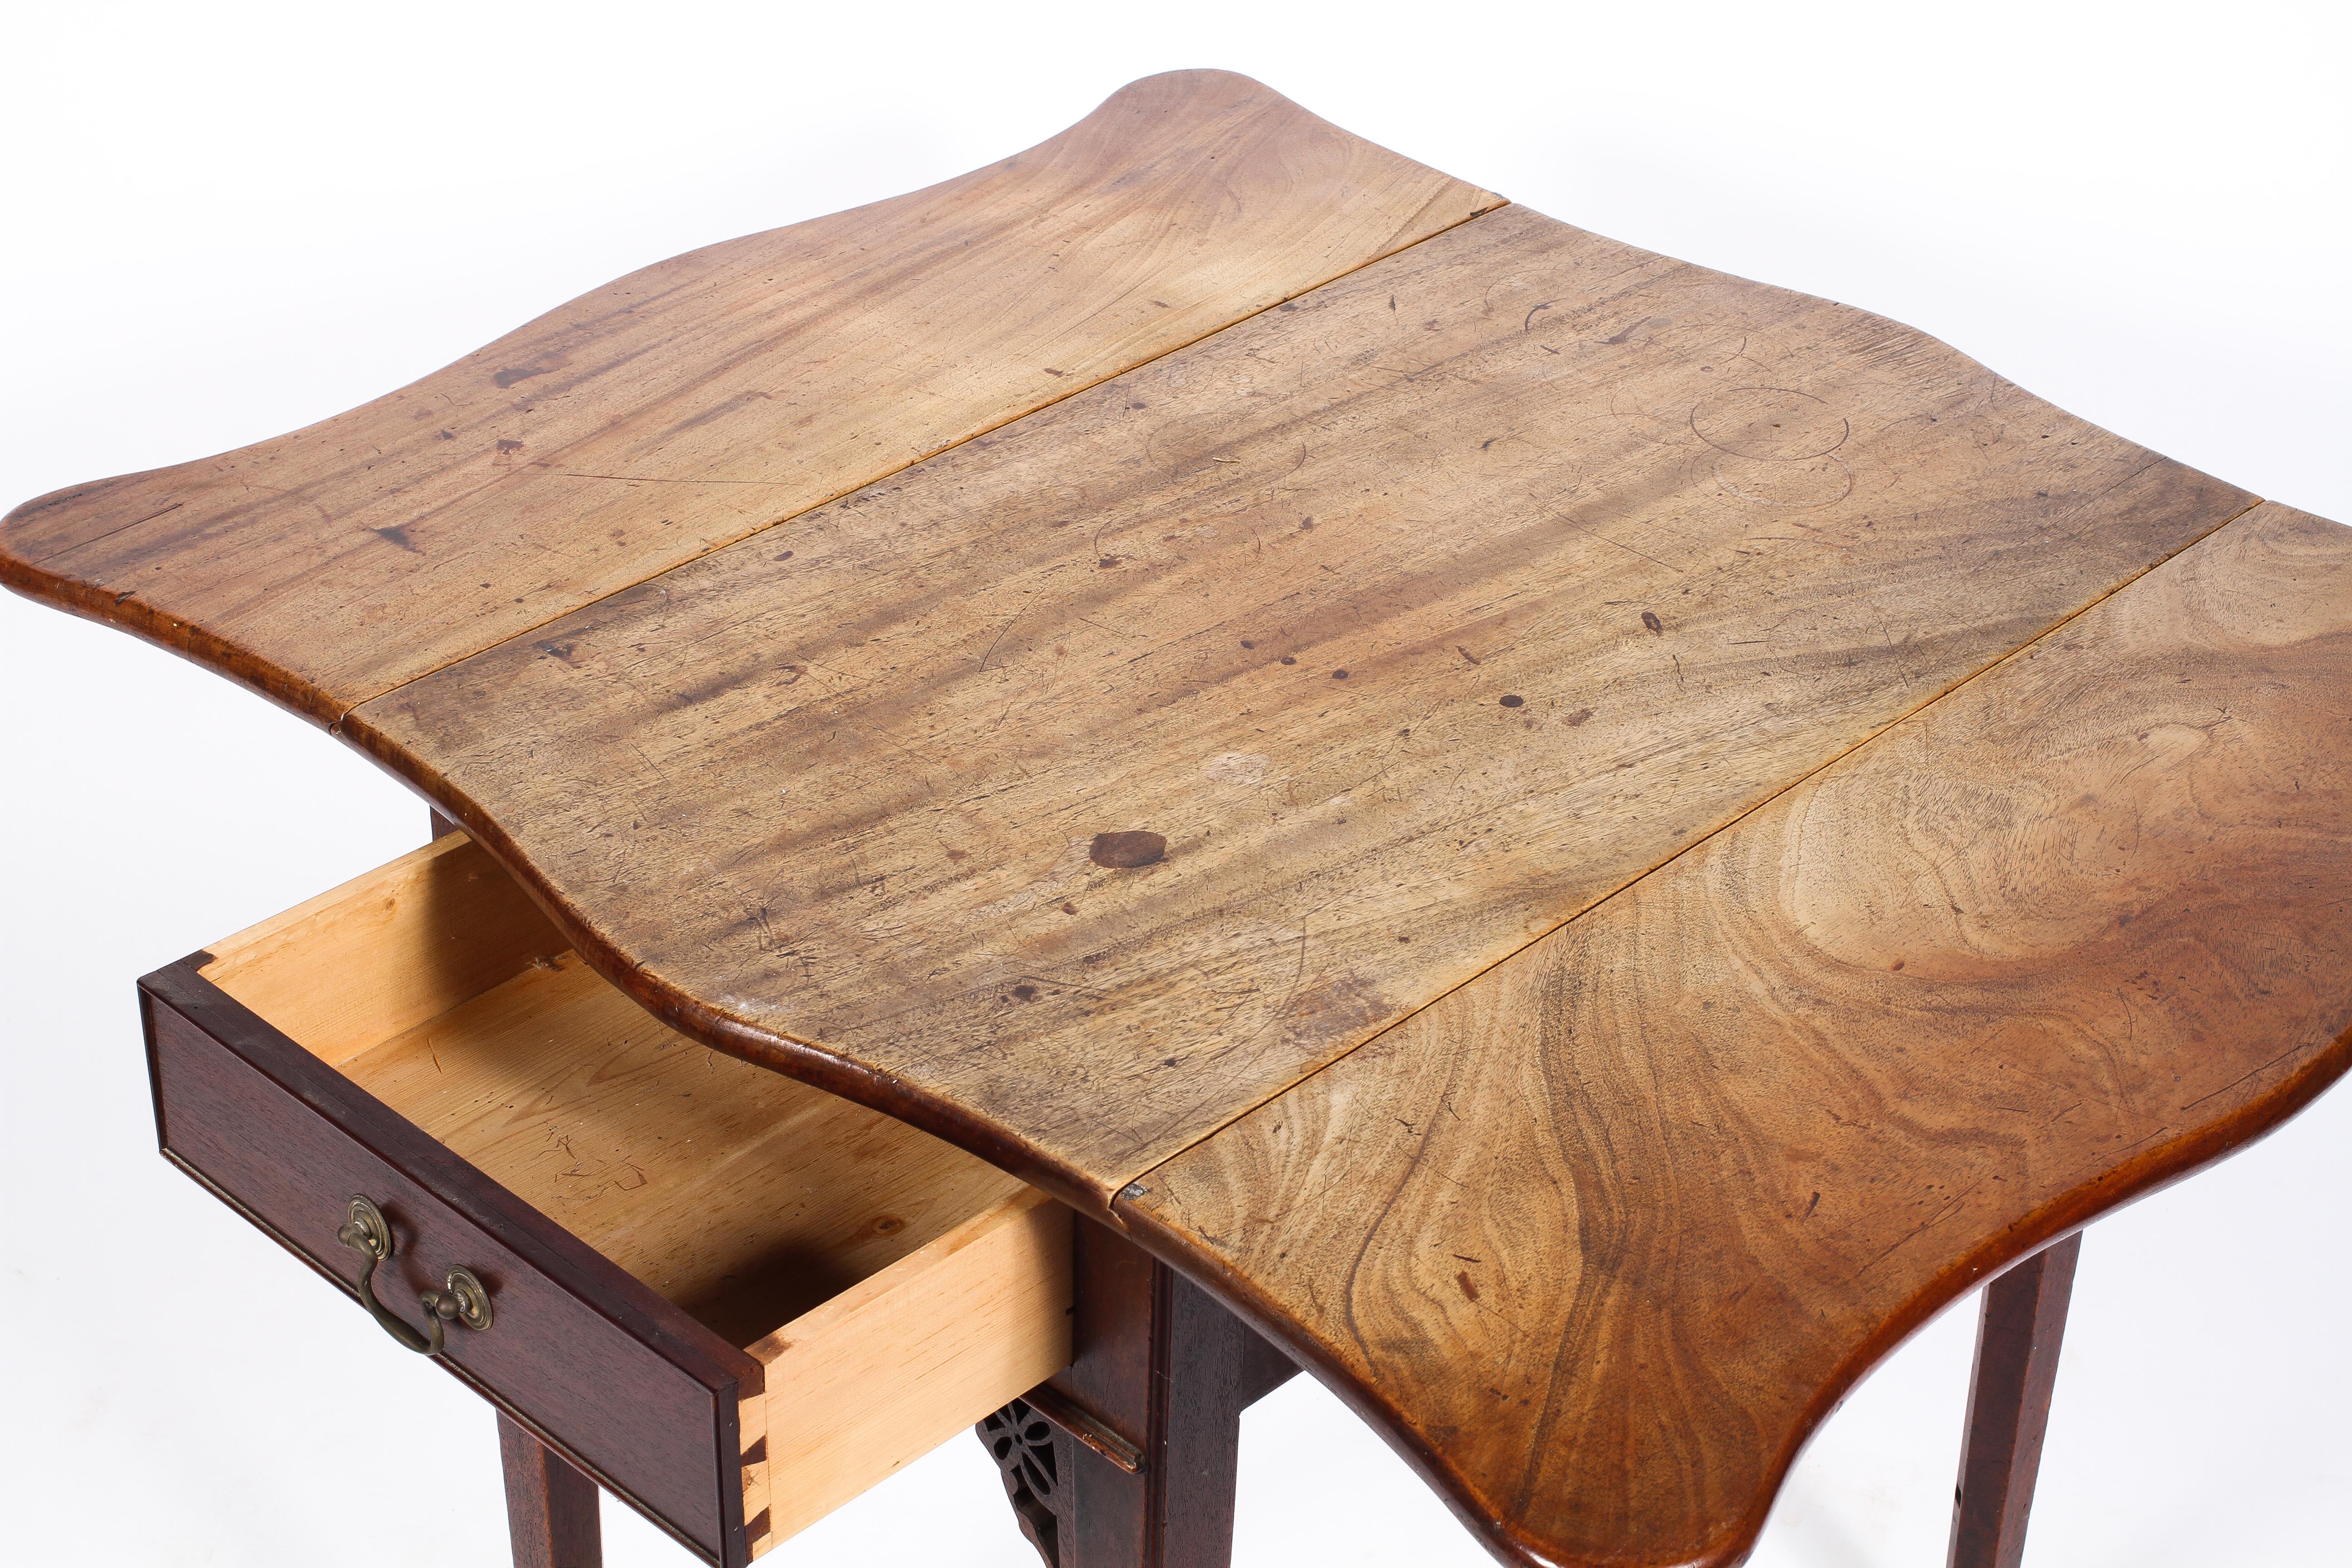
[6,70,2347,1568]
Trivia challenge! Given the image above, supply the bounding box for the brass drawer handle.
[335,1195,493,1355]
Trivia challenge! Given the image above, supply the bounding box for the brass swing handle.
[335,1195,494,1355]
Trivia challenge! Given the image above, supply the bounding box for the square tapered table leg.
[1949,1233,2083,1568]
[498,1412,603,1568]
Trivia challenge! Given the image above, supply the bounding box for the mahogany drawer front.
[138,835,1073,1564]
[142,964,756,1563]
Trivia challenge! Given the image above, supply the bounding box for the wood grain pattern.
[745,1188,1073,1548]
[1122,502,2352,1568]
[173,821,1080,1561]
[349,201,2251,1206]
[0,70,1498,720]
[207,830,1024,1344]
[18,70,2341,1567]
[342,949,1025,1347]
[201,832,566,1067]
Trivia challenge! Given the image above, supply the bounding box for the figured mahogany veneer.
[1124,502,2352,1566]
[341,199,2256,1207]
[11,68,2351,1568]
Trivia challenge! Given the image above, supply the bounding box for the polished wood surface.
[0,70,1496,720]
[1950,1234,2081,1568]
[14,69,2352,1568]
[1124,502,2352,1567]
[349,201,2247,1206]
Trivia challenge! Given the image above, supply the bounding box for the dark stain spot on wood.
[1280,655,1298,665]
[370,524,423,554]
[1042,368,1066,376]
[946,848,968,861]
[1241,639,1256,648]
[1332,668,1350,680]
[1566,707,1594,726]
[1890,957,1905,971]
[1803,1192,1821,1219]
[496,438,526,453]
[1499,694,1524,708]
[1397,934,1411,943]
[1054,643,1068,656]
[1455,1271,1480,1302]
[1279,970,1391,1050]
[774,549,794,561]
[1098,555,1123,568]
[1299,517,1316,529]
[1060,901,1078,914]
[1164,1056,1179,1067]
[436,428,456,440]
[1642,610,1665,634]
[1457,645,1482,665]
[871,1214,906,1236]
[1011,984,1039,1002]
[492,367,548,388]
[1090,830,1167,869]
[534,639,583,666]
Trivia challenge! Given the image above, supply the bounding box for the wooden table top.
[10,69,2349,1568]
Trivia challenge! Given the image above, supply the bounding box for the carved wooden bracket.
[977,1399,1065,1568]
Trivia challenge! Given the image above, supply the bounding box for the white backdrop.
[3,5,2346,1565]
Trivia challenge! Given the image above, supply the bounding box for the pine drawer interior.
[182,831,1072,1556]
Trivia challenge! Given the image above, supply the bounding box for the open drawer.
[137,833,1072,1566]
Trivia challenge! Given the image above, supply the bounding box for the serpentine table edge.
[7,67,2349,1568]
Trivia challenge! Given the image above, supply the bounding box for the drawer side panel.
[751,1189,1074,1546]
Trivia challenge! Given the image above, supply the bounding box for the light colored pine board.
[338,951,1025,1346]
[200,833,566,1066]
[0,70,1499,719]
[214,832,1058,1557]
[744,1188,1072,1549]
[350,202,2251,1204]
[1123,502,2352,1568]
